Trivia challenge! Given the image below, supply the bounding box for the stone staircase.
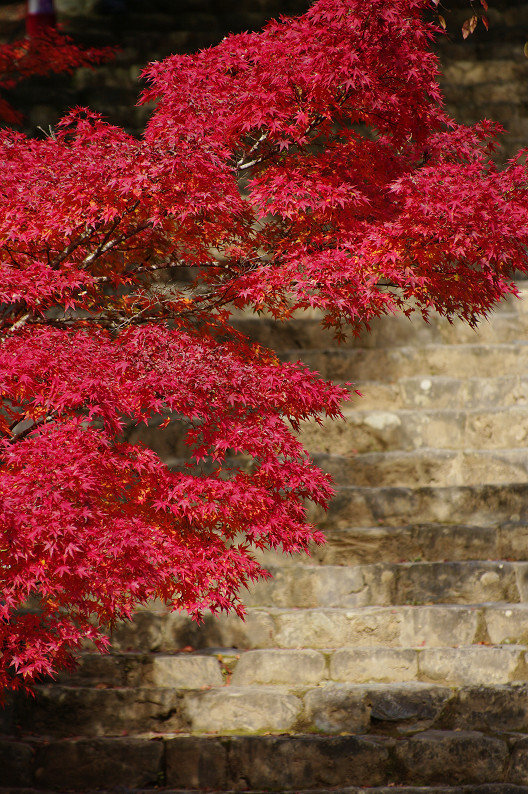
[4,287,528,792]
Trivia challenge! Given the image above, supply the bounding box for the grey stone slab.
[322,449,528,488]
[394,730,509,785]
[485,605,528,646]
[331,647,418,683]
[313,484,528,529]
[165,736,227,789]
[148,653,224,688]
[183,686,302,733]
[245,561,520,609]
[34,737,164,789]
[508,736,528,785]
[283,343,528,382]
[160,608,276,651]
[443,685,528,733]
[418,646,528,686]
[0,740,34,787]
[398,605,480,648]
[110,610,164,652]
[14,685,184,737]
[359,375,528,412]
[230,648,326,686]
[272,606,404,648]
[310,523,499,566]
[365,683,452,729]
[227,734,392,789]
[303,684,371,733]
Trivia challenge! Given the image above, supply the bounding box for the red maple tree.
[0,15,113,126]
[1,0,528,694]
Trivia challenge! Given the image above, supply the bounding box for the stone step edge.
[2,788,528,794]
[4,731,528,791]
[56,643,528,688]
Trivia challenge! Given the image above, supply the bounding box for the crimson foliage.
[1,0,527,693]
[0,27,113,126]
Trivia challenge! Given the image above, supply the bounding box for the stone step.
[110,603,528,652]
[0,783,528,794]
[349,375,528,412]
[244,561,528,608]
[310,483,528,529]
[10,681,528,739]
[5,729,528,790]
[234,310,528,352]
[316,448,528,487]
[2,788,526,794]
[125,383,528,462]
[50,644,528,690]
[303,406,528,455]
[167,448,528,488]
[280,521,528,567]
[282,343,528,382]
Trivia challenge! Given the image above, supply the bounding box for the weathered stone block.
[111,610,163,652]
[183,686,302,733]
[244,564,377,608]
[231,648,326,686]
[330,647,418,683]
[366,683,451,729]
[399,605,479,648]
[15,685,183,737]
[227,735,391,789]
[395,561,520,606]
[34,738,163,789]
[161,608,275,650]
[485,605,528,646]
[149,653,224,688]
[165,736,227,789]
[394,730,508,785]
[303,684,371,733]
[273,606,403,648]
[419,646,525,686]
[443,685,528,733]
[0,740,34,787]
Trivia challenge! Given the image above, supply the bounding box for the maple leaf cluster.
[0,27,114,126]
[1,0,528,693]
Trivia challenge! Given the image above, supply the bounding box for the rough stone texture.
[246,561,521,609]
[161,608,276,651]
[230,648,326,686]
[183,687,303,733]
[367,683,452,730]
[507,736,528,785]
[443,685,528,733]
[331,647,418,683]
[110,609,163,652]
[303,685,371,733]
[322,448,528,489]
[228,735,392,789]
[13,685,183,737]
[419,646,528,687]
[311,523,500,566]
[245,563,383,608]
[148,653,224,688]
[34,738,163,789]
[0,740,34,787]
[286,344,528,383]
[485,605,528,646]
[394,730,509,786]
[313,483,528,530]
[398,606,480,648]
[273,606,403,648]
[165,736,228,789]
